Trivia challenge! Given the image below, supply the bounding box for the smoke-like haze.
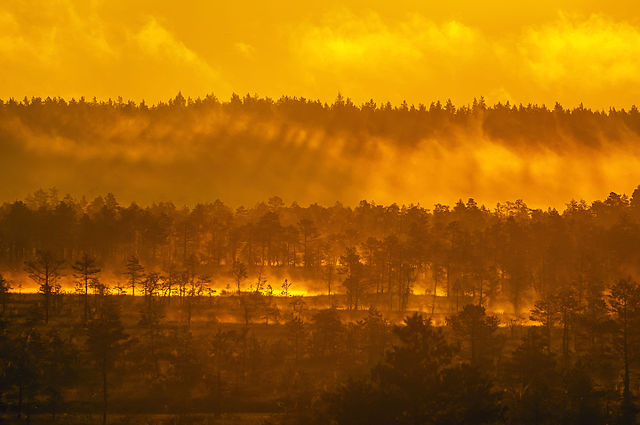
[1,97,640,208]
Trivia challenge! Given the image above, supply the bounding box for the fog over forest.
[5,96,640,425]
[7,0,640,422]
[2,94,640,207]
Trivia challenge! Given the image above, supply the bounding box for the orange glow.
[1,1,640,109]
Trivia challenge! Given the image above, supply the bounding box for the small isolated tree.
[281,278,293,296]
[25,251,64,324]
[231,260,247,293]
[72,252,101,323]
[125,255,145,296]
[184,275,207,328]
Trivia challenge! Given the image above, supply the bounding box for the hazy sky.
[2,0,640,108]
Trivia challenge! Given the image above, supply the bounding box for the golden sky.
[2,0,640,108]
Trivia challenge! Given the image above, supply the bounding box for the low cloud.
[522,15,640,88]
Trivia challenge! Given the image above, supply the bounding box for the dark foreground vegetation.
[1,284,639,425]
[3,189,640,423]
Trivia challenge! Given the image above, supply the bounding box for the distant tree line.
[2,93,639,208]
[2,93,640,148]
[2,188,640,317]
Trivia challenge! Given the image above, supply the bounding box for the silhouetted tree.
[340,247,364,310]
[72,252,101,323]
[0,273,11,314]
[231,260,247,293]
[25,251,64,324]
[125,255,144,297]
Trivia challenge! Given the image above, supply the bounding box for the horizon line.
[2,92,637,113]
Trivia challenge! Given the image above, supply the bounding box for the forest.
[2,188,640,424]
[2,94,640,206]
[5,0,640,423]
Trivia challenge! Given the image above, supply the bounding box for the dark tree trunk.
[102,357,108,425]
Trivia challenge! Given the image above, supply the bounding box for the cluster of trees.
[3,187,640,422]
[2,93,640,207]
[3,93,640,148]
[305,277,640,425]
[3,276,640,424]
[3,188,640,316]
[0,286,392,424]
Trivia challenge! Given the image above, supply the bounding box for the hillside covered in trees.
[2,94,640,206]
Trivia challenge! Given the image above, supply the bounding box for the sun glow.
[0,1,639,108]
